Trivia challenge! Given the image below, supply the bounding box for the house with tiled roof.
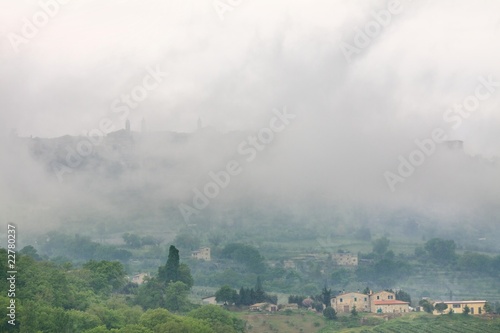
[331,292,370,313]
[331,290,409,314]
[432,300,487,315]
[373,299,410,313]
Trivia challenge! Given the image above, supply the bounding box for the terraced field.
[239,311,500,333]
[339,314,500,333]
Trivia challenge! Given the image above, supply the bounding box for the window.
[354,298,357,302]
[340,298,343,303]
[453,304,461,309]
[377,296,380,300]
[388,295,394,300]
[364,298,367,301]
[479,307,482,314]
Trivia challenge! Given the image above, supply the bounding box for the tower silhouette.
[197,117,202,131]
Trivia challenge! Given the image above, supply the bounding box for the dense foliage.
[0,247,244,332]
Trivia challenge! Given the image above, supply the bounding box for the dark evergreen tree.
[254,276,265,303]
[351,305,358,317]
[159,245,180,284]
[323,306,337,320]
[419,299,434,314]
[435,303,448,314]
[395,290,411,304]
[321,285,332,307]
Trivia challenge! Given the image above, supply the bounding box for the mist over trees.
[2,1,500,332]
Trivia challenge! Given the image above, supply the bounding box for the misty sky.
[1,0,500,230]
[1,0,499,153]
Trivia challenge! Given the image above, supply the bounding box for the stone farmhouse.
[331,290,409,314]
[432,300,487,315]
[332,252,358,266]
[191,247,211,261]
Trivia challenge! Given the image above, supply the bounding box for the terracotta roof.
[374,300,409,305]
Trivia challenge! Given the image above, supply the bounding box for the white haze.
[0,0,499,235]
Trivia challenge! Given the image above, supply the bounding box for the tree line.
[0,246,245,332]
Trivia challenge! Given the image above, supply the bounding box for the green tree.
[135,278,165,310]
[419,299,434,314]
[331,269,353,288]
[314,302,324,312]
[254,276,265,303]
[459,252,492,273]
[113,324,153,333]
[189,305,245,333]
[238,287,253,306]
[84,326,109,333]
[19,245,42,261]
[395,290,411,304]
[178,263,194,289]
[66,309,101,332]
[424,238,457,264]
[321,285,332,307]
[83,260,126,293]
[159,245,180,284]
[435,302,448,314]
[323,306,337,320]
[288,295,306,307]
[139,308,174,331]
[351,305,358,317]
[164,281,191,312]
[221,243,266,273]
[372,237,390,257]
[215,285,238,305]
[155,317,214,333]
[87,304,126,330]
[463,305,470,315]
[484,302,493,314]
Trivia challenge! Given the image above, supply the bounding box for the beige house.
[201,296,217,305]
[249,303,278,312]
[282,303,299,311]
[432,300,487,315]
[191,247,211,261]
[332,253,358,266]
[370,290,396,312]
[331,292,370,313]
[130,273,148,285]
[373,300,409,313]
[331,290,404,314]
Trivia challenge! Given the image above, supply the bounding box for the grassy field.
[337,313,500,333]
[238,310,327,333]
[236,310,500,333]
